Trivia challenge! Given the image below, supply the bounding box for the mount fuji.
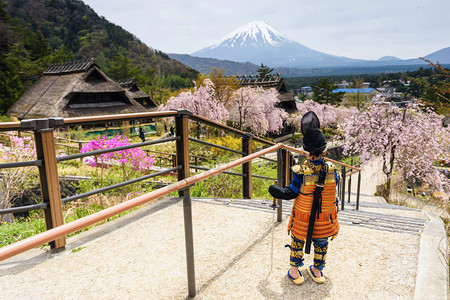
[191,21,364,68]
[174,21,449,75]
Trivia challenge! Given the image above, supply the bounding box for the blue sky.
[82,0,449,60]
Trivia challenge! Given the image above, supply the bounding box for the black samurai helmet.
[301,111,327,156]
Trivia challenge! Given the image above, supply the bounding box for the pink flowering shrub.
[80,135,155,182]
[2,134,36,161]
[343,101,449,198]
[0,133,38,222]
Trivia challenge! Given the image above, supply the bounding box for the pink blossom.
[228,86,288,136]
[1,133,36,162]
[159,78,229,124]
[343,102,449,195]
[80,135,155,172]
[287,100,358,130]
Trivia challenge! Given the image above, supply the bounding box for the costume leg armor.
[286,234,305,267]
[312,238,328,270]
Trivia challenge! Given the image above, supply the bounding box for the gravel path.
[0,159,442,299]
[0,198,425,299]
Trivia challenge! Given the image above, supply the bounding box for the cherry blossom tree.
[160,78,229,124]
[159,78,229,137]
[287,100,358,130]
[343,101,449,199]
[228,86,288,136]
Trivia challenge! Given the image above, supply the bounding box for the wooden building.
[234,74,297,139]
[235,74,297,114]
[8,59,149,120]
[118,79,157,110]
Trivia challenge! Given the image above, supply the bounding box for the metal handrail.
[189,165,246,177]
[189,114,274,146]
[189,137,245,155]
[61,166,181,204]
[62,111,178,126]
[252,174,277,180]
[0,144,280,261]
[57,136,179,162]
[0,121,21,131]
[0,160,42,169]
[280,144,362,172]
[0,203,48,215]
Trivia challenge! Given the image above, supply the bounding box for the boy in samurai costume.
[269,111,339,285]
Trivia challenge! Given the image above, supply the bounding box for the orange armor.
[288,161,339,240]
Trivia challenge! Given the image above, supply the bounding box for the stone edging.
[414,210,449,300]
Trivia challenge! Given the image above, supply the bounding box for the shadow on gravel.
[0,197,182,277]
[257,272,333,299]
[184,221,285,299]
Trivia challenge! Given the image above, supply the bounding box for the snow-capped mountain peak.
[210,21,291,49]
[191,20,362,68]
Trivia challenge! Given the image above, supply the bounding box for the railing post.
[289,154,294,183]
[175,110,192,196]
[78,141,83,164]
[276,148,287,222]
[22,118,66,252]
[347,177,352,204]
[341,167,346,211]
[284,151,290,188]
[347,158,353,203]
[183,189,196,297]
[242,133,253,199]
[337,170,341,210]
[174,110,196,297]
[356,171,361,210]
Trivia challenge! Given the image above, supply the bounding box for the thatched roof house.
[234,74,297,138]
[118,79,157,110]
[235,74,297,114]
[8,59,148,119]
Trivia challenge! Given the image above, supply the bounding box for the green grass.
[71,247,86,253]
[0,217,46,247]
[0,203,140,247]
[189,160,277,199]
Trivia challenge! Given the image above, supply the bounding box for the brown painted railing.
[0,110,362,297]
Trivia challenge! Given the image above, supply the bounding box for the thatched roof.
[235,74,288,93]
[8,60,148,119]
[234,73,296,112]
[118,79,157,111]
[276,93,297,114]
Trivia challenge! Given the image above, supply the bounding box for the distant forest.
[0,0,198,114]
[285,66,449,105]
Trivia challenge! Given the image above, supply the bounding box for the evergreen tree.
[313,78,344,105]
[257,63,274,79]
[0,56,23,114]
[107,50,141,80]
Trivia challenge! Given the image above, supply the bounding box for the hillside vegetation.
[0,0,199,114]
